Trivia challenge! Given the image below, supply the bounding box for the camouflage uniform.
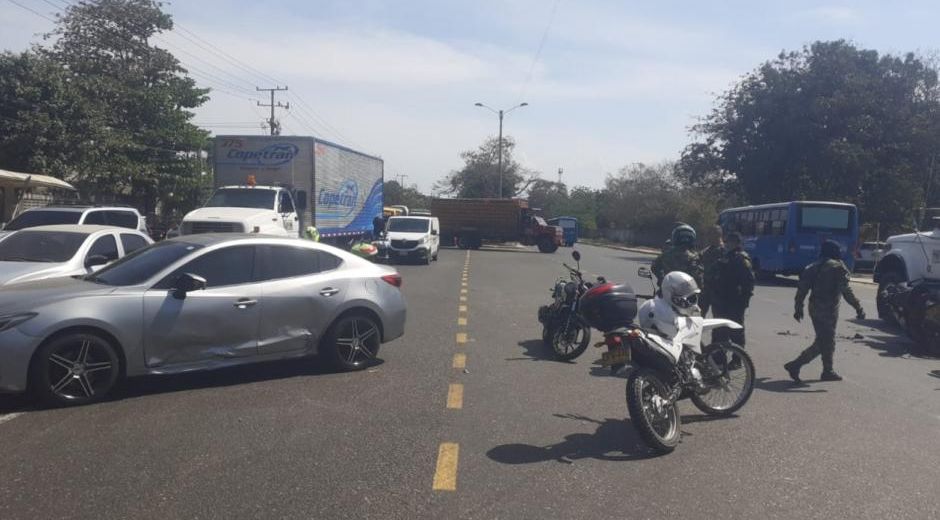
[711,248,755,346]
[651,246,704,289]
[790,258,864,374]
[699,244,725,316]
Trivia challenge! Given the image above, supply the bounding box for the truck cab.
[181,185,305,236]
[874,210,940,322]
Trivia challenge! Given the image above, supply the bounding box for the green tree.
[683,40,940,233]
[384,180,429,209]
[435,136,538,198]
[0,51,104,178]
[526,179,568,217]
[40,0,209,213]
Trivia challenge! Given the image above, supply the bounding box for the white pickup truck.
[181,185,302,236]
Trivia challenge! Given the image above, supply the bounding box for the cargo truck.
[181,136,383,245]
[430,198,563,253]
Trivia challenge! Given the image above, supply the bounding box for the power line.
[517,0,561,103]
[6,0,56,22]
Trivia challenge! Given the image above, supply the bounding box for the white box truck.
[181,136,384,244]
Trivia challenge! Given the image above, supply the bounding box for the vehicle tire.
[877,272,903,326]
[551,322,591,361]
[537,238,558,253]
[423,251,432,265]
[690,342,755,416]
[626,368,680,454]
[541,325,554,348]
[432,250,438,261]
[30,331,121,407]
[322,313,382,372]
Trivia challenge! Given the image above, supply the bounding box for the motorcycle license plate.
[600,346,631,366]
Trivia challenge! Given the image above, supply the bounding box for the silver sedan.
[0,234,407,406]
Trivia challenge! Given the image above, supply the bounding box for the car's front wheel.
[323,313,382,371]
[31,332,121,406]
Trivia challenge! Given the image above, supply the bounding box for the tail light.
[605,335,623,347]
[583,282,614,299]
[381,273,402,288]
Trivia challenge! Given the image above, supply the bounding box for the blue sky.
[2,0,939,191]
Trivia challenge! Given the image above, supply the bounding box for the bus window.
[799,206,852,233]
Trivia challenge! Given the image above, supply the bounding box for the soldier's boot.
[783,361,802,383]
[820,351,842,381]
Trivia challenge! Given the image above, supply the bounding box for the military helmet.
[671,224,697,248]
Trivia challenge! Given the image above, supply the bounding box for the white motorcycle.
[578,267,755,454]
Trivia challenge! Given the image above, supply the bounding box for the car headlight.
[0,312,37,332]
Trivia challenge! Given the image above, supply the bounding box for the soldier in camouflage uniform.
[651,224,704,290]
[710,232,754,346]
[699,226,725,317]
[785,240,865,382]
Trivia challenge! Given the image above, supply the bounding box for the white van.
[385,216,439,265]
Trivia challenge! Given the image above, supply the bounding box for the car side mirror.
[171,272,207,300]
[638,267,652,279]
[431,229,438,236]
[85,255,109,269]
[572,250,581,262]
[295,190,307,211]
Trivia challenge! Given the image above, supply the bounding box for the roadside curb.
[581,240,879,286]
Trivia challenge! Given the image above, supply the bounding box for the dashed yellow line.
[460,288,468,294]
[453,353,466,369]
[432,443,459,491]
[446,383,464,409]
[459,305,468,313]
[459,296,467,302]
[456,332,467,344]
[457,317,467,326]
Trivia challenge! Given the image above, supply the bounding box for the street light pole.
[497,109,504,198]
[475,102,528,198]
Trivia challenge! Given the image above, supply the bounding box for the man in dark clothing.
[785,240,865,382]
[651,224,704,289]
[699,226,725,317]
[711,232,754,346]
[372,214,386,240]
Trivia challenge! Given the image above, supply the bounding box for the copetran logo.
[225,143,299,166]
[319,179,359,217]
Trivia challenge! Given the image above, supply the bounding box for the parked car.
[0,206,148,240]
[0,225,152,286]
[385,216,440,264]
[0,234,406,405]
[856,241,886,271]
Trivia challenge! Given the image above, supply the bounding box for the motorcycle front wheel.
[626,368,680,454]
[691,342,755,416]
[551,321,591,361]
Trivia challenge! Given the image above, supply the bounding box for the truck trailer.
[181,136,383,245]
[430,198,562,253]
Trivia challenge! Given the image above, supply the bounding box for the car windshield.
[387,218,430,233]
[0,230,88,262]
[89,240,203,286]
[4,210,81,231]
[205,189,276,210]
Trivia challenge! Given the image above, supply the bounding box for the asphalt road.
[0,243,938,519]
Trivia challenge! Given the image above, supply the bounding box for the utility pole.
[557,167,564,184]
[474,102,528,199]
[396,174,409,186]
[256,86,290,136]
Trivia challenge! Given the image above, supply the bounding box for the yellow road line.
[432,443,459,491]
[456,332,467,344]
[446,383,464,409]
[457,317,467,326]
[459,296,467,302]
[459,305,468,313]
[460,288,468,294]
[453,353,466,369]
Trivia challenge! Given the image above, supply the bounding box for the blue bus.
[718,201,859,276]
[547,216,579,247]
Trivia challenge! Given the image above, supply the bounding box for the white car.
[0,225,152,286]
[1,206,148,238]
[385,216,440,264]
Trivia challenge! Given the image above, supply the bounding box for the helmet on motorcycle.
[670,224,697,248]
[661,271,701,317]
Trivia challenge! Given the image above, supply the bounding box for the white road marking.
[0,413,23,425]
